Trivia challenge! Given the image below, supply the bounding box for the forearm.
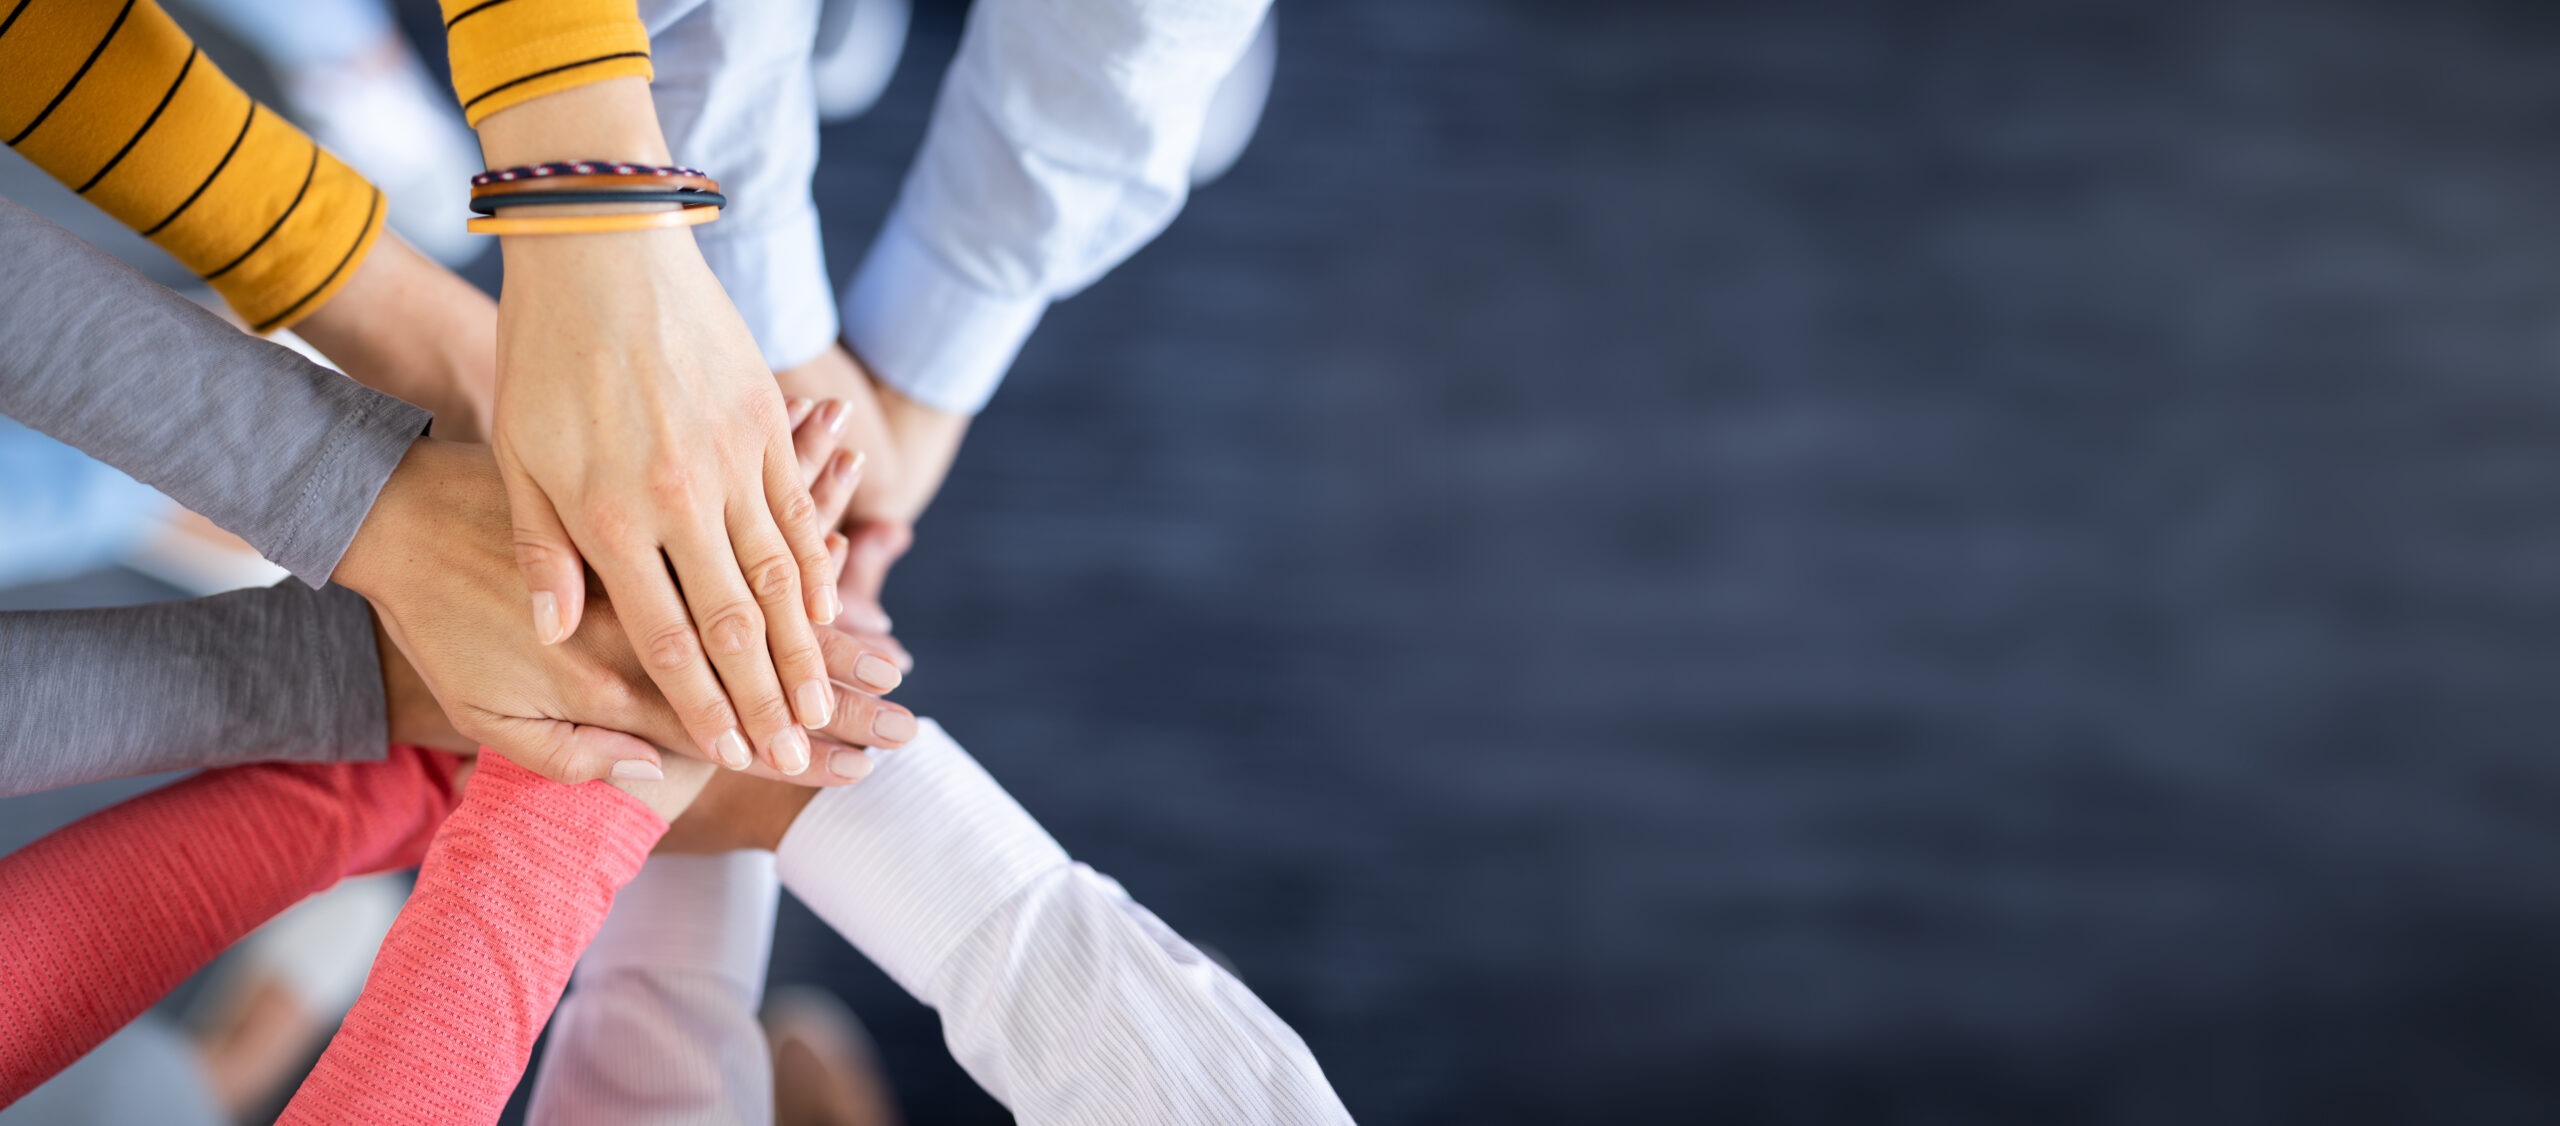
[0,581,388,798]
[291,234,499,442]
[774,721,1350,1125]
[283,755,666,1125]
[0,747,462,1101]
[0,200,429,584]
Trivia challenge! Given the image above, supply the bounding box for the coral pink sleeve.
[0,745,463,1103]
[280,753,665,1126]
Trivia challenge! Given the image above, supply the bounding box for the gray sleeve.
[0,582,388,798]
[0,198,430,587]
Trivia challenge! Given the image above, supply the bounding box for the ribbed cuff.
[774,720,1067,1000]
[579,852,780,1000]
[837,217,1047,416]
[697,203,839,372]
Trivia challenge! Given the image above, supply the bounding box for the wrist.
[473,77,673,172]
[293,237,498,440]
[333,439,505,599]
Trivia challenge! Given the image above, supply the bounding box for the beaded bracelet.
[471,161,708,186]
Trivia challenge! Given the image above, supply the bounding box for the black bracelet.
[468,189,728,216]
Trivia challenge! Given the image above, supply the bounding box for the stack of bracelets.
[466,161,726,235]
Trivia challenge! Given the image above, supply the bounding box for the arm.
[279,753,704,1125]
[0,197,427,585]
[526,853,783,1126]
[0,745,464,1102]
[743,720,1349,1125]
[0,581,386,797]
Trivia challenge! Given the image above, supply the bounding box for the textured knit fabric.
[280,753,665,1126]
[772,720,1352,1126]
[439,0,654,125]
[0,745,464,1103]
[0,580,388,797]
[0,199,430,586]
[0,0,386,329]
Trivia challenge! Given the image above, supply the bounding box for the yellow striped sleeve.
[0,0,384,331]
[438,0,653,127]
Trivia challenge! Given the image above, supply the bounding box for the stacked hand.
[351,401,916,786]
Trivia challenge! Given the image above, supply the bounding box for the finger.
[468,710,665,785]
[806,449,863,532]
[591,545,757,774]
[817,680,918,751]
[792,398,849,476]
[498,455,586,645]
[666,513,818,777]
[817,624,907,695]
[827,530,849,575]
[765,435,841,627]
[785,396,814,429]
[723,491,836,757]
[835,520,910,636]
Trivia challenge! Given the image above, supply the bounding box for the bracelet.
[472,161,708,186]
[465,206,721,236]
[468,189,727,215]
[471,171,720,201]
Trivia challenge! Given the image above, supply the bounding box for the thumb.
[473,711,667,785]
[500,459,587,646]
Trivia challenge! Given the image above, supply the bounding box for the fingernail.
[828,449,856,484]
[531,590,565,645]
[828,748,874,780]
[610,759,664,782]
[823,400,849,435]
[853,653,903,692]
[871,709,917,744]
[784,396,809,419]
[797,679,834,728]
[811,582,841,625]
[715,729,752,770]
[774,726,812,776]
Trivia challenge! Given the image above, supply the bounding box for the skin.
[473,77,840,779]
[345,405,913,787]
[290,232,497,442]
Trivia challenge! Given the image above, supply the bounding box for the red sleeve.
[0,745,463,1102]
[279,753,665,1125]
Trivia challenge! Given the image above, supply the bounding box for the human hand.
[477,76,841,780]
[655,761,825,855]
[774,344,969,659]
[289,232,497,441]
[333,435,914,785]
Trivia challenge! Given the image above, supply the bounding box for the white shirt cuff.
[837,217,1049,416]
[695,201,841,373]
[578,852,782,1001]
[773,719,1067,999]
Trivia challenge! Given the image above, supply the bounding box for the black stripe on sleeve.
[142,97,251,237]
[0,0,36,44]
[8,0,136,146]
[77,45,195,193]
[254,185,378,333]
[443,0,514,30]
[460,51,648,114]
[203,140,315,280]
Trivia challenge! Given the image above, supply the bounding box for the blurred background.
[20,0,2560,1121]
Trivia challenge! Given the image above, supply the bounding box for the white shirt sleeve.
[527,852,783,1126]
[775,720,1352,1126]
[838,0,1274,414]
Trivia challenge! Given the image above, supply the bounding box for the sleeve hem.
[837,217,1048,416]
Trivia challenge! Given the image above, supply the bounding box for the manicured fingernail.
[774,726,812,776]
[828,449,856,484]
[853,653,902,692]
[715,729,752,770]
[797,679,834,728]
[610,759,664,782]
[784,396,810,420]
[811,582,840,625]
[823,400,849,435]
[829,748,874,780]
[531,590,565,644]
[871,709,917,744]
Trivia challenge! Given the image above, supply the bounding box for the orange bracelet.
[464,207,721,236]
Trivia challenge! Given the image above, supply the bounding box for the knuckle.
[702,602,766,656]
[641,622,702,672]
[776,488,819,530]
[645,464,699,506]
[749,555,801,602]
[681,695,737,737]
[740,692,798,732]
